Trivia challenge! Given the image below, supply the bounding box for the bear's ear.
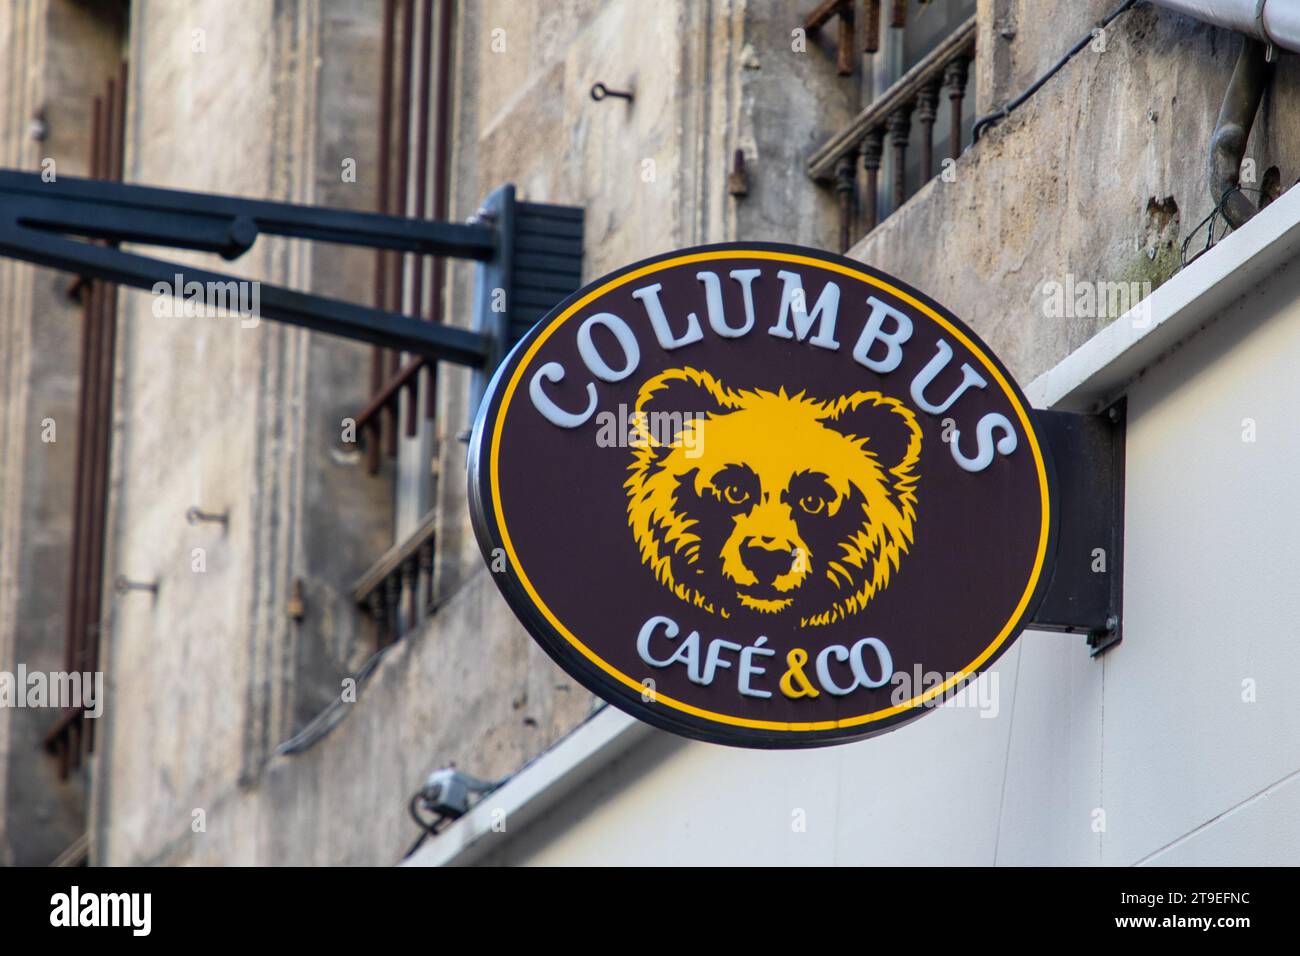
[634,367,738,447]
[819,391,923,478]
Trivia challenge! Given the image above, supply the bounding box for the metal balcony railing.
[353,509,438,647]
[805,5,976,250]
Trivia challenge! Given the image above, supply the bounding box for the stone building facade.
[0,0,1296,865]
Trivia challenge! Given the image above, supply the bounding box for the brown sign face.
[469,243,1055,747]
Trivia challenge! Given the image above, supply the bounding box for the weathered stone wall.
[4,0,1296,866]
[433,0,854,601]
[102,569,587,865]
[0,0,127,867]
[852,0,1300,384]
[91,0,406,864]
[87,0,852,865]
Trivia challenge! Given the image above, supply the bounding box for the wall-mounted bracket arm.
[1030,402,1126,656]
[0,169,497,364]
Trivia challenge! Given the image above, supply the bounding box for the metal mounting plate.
[1030,402,1126,656]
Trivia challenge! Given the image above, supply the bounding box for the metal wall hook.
[590,82,634,103]
[115,576,159,597]
[186,506,229,528]
[728,149,750,197]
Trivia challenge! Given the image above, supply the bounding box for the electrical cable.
[273,643,389,755]
[972,0,1141,143]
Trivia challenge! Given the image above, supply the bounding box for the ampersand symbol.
[779,648,820,699]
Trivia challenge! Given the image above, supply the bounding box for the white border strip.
[1028,184,1300,411]
[402,705,649,867]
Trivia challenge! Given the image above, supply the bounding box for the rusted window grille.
[348,1,583,648]
[45,62,129,778]
[805,2,976,250]
[356,0,454,472]
[349,0,455,646]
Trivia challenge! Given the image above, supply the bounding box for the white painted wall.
[444,218,1300,868]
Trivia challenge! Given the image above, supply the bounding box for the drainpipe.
[1149,0,1300,51]
[1151,1,1294,228]
[1210,37,1271,227]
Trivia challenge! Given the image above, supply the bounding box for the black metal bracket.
[1030,401,1126,656]
[0,169,497,363]
[468,183,585,414]
[469,184,516,410]
[0,169,583,378]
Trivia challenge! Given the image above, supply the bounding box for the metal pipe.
[371,0,396,474]
[407,0,434,438]
[84,67,128,756]
[1150,0,1300,52]
[85,63,128,759]
[427,0,454,422]
[60,93,105,778]
[1152,4,1294,229]
[1210,36,1271,228]
[387,0,417,460]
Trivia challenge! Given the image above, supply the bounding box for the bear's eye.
[798,494,826,515]
[712,464,758,508]
[722,483,751,506]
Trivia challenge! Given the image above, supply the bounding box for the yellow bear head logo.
[625,367,923,628]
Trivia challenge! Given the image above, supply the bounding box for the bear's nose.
[742,541,795,585]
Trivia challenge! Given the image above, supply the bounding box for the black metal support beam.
[0,170,496,258]
[1030,403,1126,655]
[0,169,496,363]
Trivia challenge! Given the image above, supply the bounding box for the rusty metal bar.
[83,76,115,756]
[355,356,427,434]
[58,93,105,778]
[836,1,855,76]
[85,65,128,755]
[386,0,416,460]
[889,0,906,29]
[43,706,82,748]
[804,0,846,32]
[370,0,397,475]
[52,64,130,773]
[863,0,881,53]
[78,91,109,768]
[110,60,127,182]
[381,0,414,459]
[406,0,435,438]
[426,0,453,422]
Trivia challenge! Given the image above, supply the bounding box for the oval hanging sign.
[469,243,1056,748]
